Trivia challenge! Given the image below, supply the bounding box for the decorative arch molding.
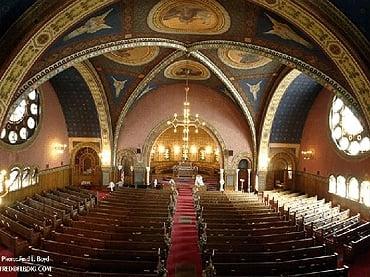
[139,116,227,168]
[74,61,113,166]
[258,69,301,172]
[0,0,368,131]
[269,151,297,171]
[2,38,365,160]
[116,148,137,166]
[230,152,253,170]
[70,142,100,167]
[113,48,186,164]
[0,0,115,123]
[15,39,361,117]
[190,50,257,167]
[248,0,369,123]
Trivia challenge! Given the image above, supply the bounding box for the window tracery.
[329,96,369,156]
[1,90,41,145]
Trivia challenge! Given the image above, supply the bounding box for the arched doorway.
[72,147,101,187]
[267,152,296,190]
[117,149,136,186]
[238,159,251,191]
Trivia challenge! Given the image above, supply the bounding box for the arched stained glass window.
[329,96,369,156]
[9,167,21,192]
[336,175,346,197]
[348,177,359,201]
[1,90,41,145]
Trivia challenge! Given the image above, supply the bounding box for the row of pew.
[0,186,96,256]
[21,187,174,276]
[264,189,370,263]
[196,190,349,276]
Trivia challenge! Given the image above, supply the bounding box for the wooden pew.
[208,225,297,237]
[44,192,84,214]
[30,248,158,274]
[51,231,165,251]
[212,245,326,263]
[34,194,77,219]
[207,231,306,244]
[26,198,71,223]
[0,214,40,245]
[0,227,29,256]
[41,239,160,262]
[206,237,315,253]
[213,254,338,276]
[13,202,61,228]
[4,207,52,237]
[61,226,164,242]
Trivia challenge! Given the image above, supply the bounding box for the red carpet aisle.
[166,184,202,277]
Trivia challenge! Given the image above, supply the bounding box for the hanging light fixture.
[167,68,205,160]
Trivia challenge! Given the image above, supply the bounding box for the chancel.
[0,0,369,276]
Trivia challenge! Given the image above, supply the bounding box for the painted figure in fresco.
[264,14,312,48]
[238,53,262,64]
[64,9,113,41]
[163,6,211,24]
[246,81,262,101]
[112,76,127,97]
[174,67,202,77]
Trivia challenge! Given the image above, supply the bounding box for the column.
[234,169,240,191]
[130,166,134,185]
[146,166,150,186]
[219,168,225,191]
[101,167,112,187]
[247,168,251,193]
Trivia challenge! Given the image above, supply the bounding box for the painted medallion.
[104,46,160,66]
[147,0,230,35]
[164,60,210,80]
[218,48,272,69]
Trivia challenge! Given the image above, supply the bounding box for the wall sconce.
[54,143,67,154]
[301,150,314,160]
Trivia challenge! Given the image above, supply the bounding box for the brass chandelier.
[167,69,205,160]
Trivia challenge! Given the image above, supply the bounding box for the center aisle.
[166,184,202,277]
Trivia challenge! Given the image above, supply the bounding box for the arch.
[140,116,227,168]
[70,142,101,186]
[230,152,253,170]
[74,61,113,166]
[267,151,297,189]
[258,69,301,172]
[248,0,369,123]
[1,38,366,166]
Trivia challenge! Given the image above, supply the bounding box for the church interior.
[0,0,369,276]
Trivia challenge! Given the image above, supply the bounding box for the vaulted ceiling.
[0,0,368,145]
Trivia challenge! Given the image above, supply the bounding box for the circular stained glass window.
[1,89,41,145]
[329,96,369,156]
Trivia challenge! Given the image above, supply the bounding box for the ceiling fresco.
[0,0,367,147]
[49,67,101,138]
[270,73,323,143]
[23,0,348,91]
[147,0,231,35]
[103,46,160,65]
[164,59,211,80]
